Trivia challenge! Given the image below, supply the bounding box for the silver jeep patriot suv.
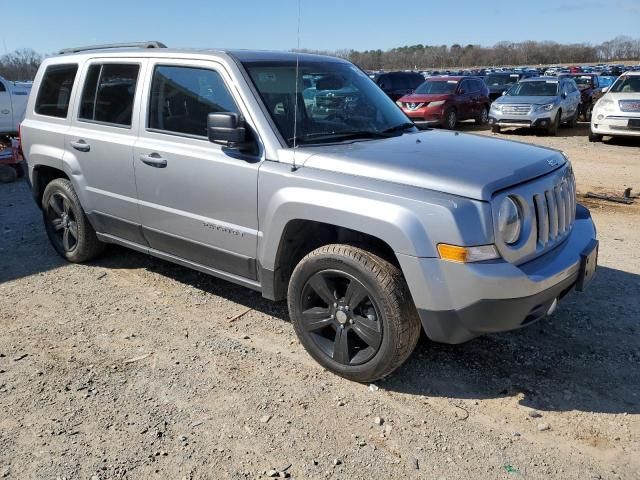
[21,43,598,382]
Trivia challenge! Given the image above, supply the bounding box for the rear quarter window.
[35,64,78,118]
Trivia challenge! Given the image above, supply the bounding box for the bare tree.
[0,49,42,81]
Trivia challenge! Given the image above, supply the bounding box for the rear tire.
[476,106,489,126]
[0,164,17,183]
[42,178,105,262]
[288,244,421,383]
[12,162,25,178]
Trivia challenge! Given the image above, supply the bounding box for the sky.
[4,0,640,55]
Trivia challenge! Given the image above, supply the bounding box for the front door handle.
[1,109,10,115]
[139,153,167,168]
[70,140,91,152]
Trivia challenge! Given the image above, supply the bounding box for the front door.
[133,60,261,280]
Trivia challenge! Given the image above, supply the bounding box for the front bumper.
[489,108,555,129]
[404,106,446,127]
[397,205,597,344]
[591,114,640,137]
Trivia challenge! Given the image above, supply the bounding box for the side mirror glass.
[207,112,248,148]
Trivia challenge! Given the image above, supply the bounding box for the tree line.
[304,36,640,71]
[1,36,639,81]
[0,49,41,81]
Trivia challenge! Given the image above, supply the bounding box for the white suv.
[590,71,640,142]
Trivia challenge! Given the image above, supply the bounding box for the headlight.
[428,100,445,107]
[595,98,614,111]
[396,101,403,107]
[498,196,522,245]
[491,103,502,111]
[536,103,555,112]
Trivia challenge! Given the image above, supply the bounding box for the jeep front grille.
[532,175,576,248]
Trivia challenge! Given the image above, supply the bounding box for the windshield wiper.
[381,122,415,134]
[289,124,416,145]
[289,130,394,145]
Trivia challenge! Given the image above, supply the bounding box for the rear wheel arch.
[32,165,70,208]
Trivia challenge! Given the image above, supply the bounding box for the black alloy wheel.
[299,270,382,366]
[45,191,79,254]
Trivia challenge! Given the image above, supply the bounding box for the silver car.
[489,77,581,135]
[20,43,598,382]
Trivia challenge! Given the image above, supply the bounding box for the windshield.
[242,60,412,146]
[610,75,640,93]
[573,76,594,88]
[485,74,519,86]
[506,81,559,96]
[414,80,458,94]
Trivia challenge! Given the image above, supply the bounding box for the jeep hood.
[300,130,565,201]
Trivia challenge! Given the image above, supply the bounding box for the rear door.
[66,59,147,244]
[133,59,261,280]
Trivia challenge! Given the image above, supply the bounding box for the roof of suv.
[53,46,347,64]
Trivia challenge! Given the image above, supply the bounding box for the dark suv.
[397,76,491,129]
[485,72,535,100]
[373,72,425,101]
[559,73,601,120]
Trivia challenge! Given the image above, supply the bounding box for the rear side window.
[148,65,239,137]
[35,64,78,118]
[79,63,140,127]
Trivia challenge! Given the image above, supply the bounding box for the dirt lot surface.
[1,124,639,479]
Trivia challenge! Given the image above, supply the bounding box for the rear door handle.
[70,140,91,152]
[139,153,167,168]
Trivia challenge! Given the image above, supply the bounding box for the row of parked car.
[366,69,640,140]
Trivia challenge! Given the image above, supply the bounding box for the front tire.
[42,178,105,262]
[288,244,421,382]
[547,111,560,136]
[443,109,457,130]
[589,132,603,142]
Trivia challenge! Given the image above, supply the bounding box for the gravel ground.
[0,125,639,479]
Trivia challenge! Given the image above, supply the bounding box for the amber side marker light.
[437,244,500,263]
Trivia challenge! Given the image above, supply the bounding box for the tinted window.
[0,82,5,92]
[472,79,484,92]
[390,74,409,90]
[79,63,139,126]
[35,64,78,118]
[148,66,238,137]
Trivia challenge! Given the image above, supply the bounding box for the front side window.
[148,65,239,137]
[610,75,640,93]
[79,63,139,127]
[243,60,412,146]
[35,64,78,118]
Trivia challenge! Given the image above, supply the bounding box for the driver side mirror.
[207,112,249,149]
[601,87,609,94]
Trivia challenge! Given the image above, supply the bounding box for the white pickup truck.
[0,76,31,134]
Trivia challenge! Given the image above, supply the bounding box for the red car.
[397,76,491,129]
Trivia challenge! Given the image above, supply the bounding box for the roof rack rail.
[58,41,167,55]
